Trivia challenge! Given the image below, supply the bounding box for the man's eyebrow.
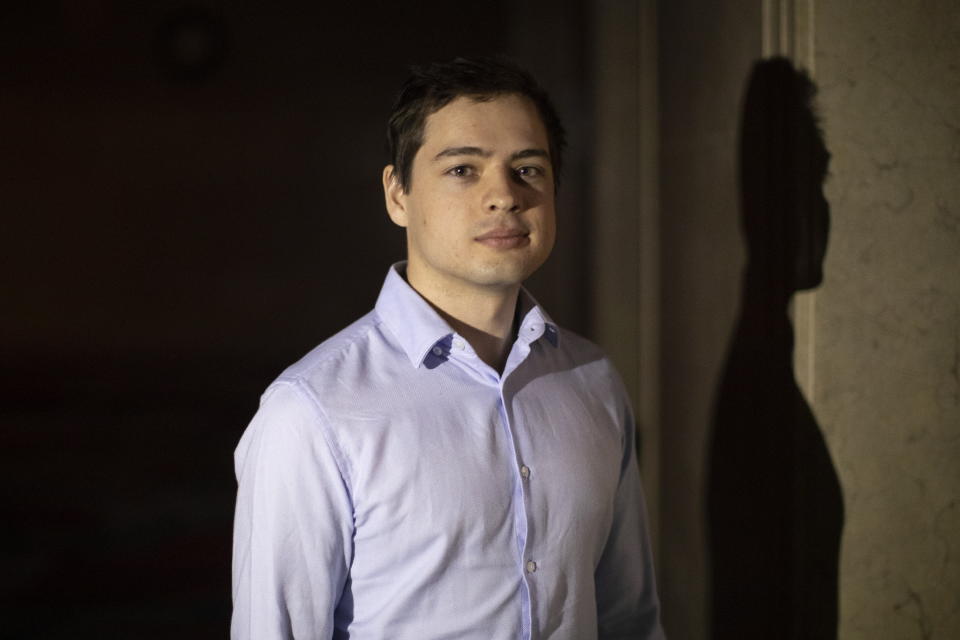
[431,147,551,162]
[433,146,491,161]
[510,148,550,162]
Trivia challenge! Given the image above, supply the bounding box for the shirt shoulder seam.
[271,376,356,493]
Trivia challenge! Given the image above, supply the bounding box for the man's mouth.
[475,228,531,249]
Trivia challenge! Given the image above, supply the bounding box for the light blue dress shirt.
[231,263,665,639]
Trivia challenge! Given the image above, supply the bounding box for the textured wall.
[812,2,960,637]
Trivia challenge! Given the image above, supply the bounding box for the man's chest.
[325,371,624,563]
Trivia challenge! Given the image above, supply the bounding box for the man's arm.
[594,407,666,640]
[231,380,353,640]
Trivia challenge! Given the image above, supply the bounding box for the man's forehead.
[420,93,548,149]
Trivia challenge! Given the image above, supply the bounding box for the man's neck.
[405,268,521,374]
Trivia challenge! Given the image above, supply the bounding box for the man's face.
[383,93,556,298]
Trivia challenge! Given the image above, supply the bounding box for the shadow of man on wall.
[707,57,844,639]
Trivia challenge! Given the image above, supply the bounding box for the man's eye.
[447,165,474,177]
[516,166,544,179]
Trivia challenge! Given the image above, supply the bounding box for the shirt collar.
[374,262,559,369]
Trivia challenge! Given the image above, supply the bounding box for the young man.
[231,57,665,639]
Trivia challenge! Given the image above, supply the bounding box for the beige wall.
[809,2,960,637]
[604,1,960,638]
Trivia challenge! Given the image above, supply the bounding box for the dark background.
[1,2,593,637]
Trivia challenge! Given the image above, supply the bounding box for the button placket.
[496,382,538,635]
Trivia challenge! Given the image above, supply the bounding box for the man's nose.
[483,169,522,213]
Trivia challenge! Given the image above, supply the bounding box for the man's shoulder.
[553,325,605,357]
[544,325,630,398]
[269,309,395,393]
[550,326,618,372]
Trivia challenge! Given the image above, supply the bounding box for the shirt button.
[453,339,465,350]
[431,346,443,356]
[519,465,530,479]
[526,560,537,573]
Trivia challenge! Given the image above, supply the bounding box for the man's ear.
[382,165,409,228]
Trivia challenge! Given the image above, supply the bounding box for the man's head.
[382,58,563,298]
[386,57,566,194]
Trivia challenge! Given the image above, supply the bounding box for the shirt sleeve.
[594,404,666,640]
[231,379,354,640]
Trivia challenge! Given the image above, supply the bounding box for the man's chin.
[469,262,541,289]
